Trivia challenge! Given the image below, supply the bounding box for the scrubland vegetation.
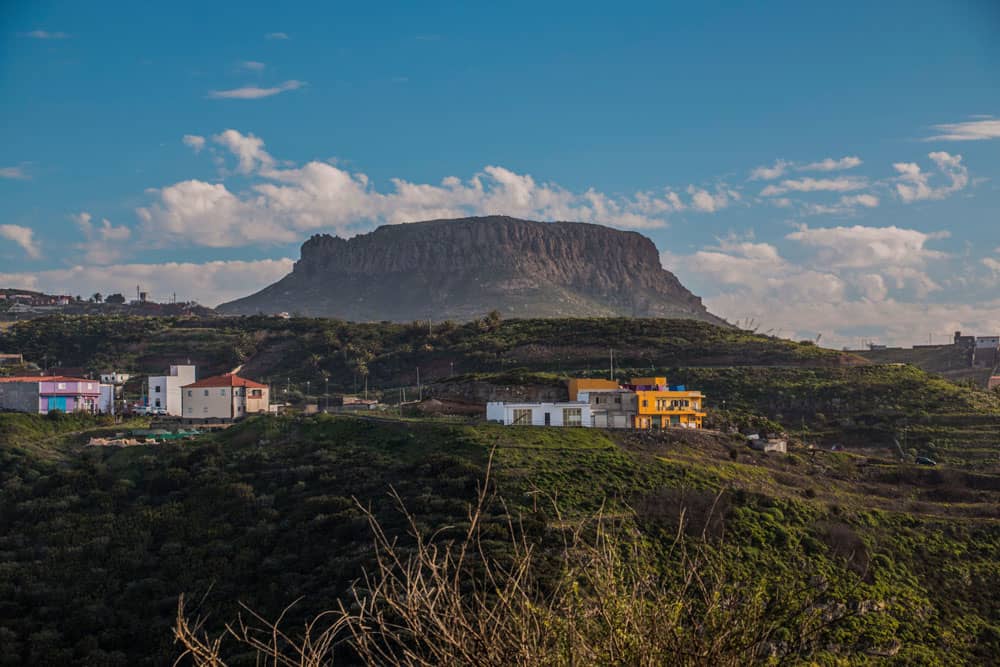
[1,414,998,665]
[1,316,999,664]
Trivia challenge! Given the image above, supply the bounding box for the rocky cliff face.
[217,216,726,324]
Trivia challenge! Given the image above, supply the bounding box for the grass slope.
[1,414,998,665]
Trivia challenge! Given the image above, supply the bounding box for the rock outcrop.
[217,216,726,324]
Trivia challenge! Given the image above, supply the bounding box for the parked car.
[915,456,937,466]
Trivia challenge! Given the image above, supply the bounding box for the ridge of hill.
[0,315,861,387]
[216,216,727,324]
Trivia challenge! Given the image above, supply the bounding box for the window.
[187,390,192,396]
[642,399,648,408]
[512,408,532,425]
[203,389,209,396]
[186,407,192,414]
[57,382,65,389]
[563,408,582,426]
[614,396,621,404]
[87,383,93,390]
[220,389,226,396]
[203,406,208,413]
[154,385,161,393]
[154,399,161,407]
[251,389,262,398]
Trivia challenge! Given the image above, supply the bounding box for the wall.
[486,402,591,427]
[243,387,269,415]
[149,366,196,415]
[0,382,40,413]
[183,386,234,420]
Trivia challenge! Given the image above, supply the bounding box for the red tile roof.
[182,373,268,389]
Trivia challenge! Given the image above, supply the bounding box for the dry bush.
[175,456,854,666]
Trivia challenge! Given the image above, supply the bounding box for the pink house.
[0,376,103,414]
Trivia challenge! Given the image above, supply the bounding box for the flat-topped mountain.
[217,216,726,324]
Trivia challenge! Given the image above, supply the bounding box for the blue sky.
[2,0,999,346]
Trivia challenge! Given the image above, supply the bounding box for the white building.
[100,372,131,385]
[99,384,115,414]
[975,336,999,349]
[147,364,196,415]
[181,373,270,421]
[486,401,593,427]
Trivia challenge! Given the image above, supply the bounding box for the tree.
[91,293,103,303]
[105,293,126,304]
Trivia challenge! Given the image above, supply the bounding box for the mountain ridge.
[217,216,727,324]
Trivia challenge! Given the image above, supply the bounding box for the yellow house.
[628,377,706,429]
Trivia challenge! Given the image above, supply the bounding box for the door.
[544,412,551,426]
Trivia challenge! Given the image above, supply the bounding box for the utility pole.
[609,348,615,380]
[416,367,421,401]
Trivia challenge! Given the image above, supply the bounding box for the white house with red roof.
[181,373,269,421]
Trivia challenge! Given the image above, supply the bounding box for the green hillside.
[0,315,858,387]
[1,413,999,664]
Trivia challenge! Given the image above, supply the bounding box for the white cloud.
[73,212,132,263]
[0,258,295,307]
[0,166,29,180]
[686,185,739,213]
[664,227,988,348]
[211,129,273,173]
[0,224,41,259]
[983,257,1000,277]
[239,61,266,71]
[749,160,789,181]
[24,30,69,39]
[926,118,1000,141]
[838,194,879,208]
[785,224,948,269]
[750,156,861,181]
[893,151,969,203]
[854,273,888,301]
[207,80,304,100]
[182,135,206,153]
[761,177,867,197]
[135,129,736,248]
[265,32,289,40]
[797,156,862,172]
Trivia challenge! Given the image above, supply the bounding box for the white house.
[181,373,270,421]
[975,336,1000,350]
[147,364,196,415]
[100,372,131,385]
[486,401,593,427]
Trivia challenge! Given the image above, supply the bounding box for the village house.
[486,401,593,427]
[181,373,269,422]
[0,353,24,366]
[147,365,196,415]
[0,376,106,414]
[489,376,707,429]
[988,376,1000,391]
[627,377,707,429]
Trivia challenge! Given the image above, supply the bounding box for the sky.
[2,0,1000,348]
